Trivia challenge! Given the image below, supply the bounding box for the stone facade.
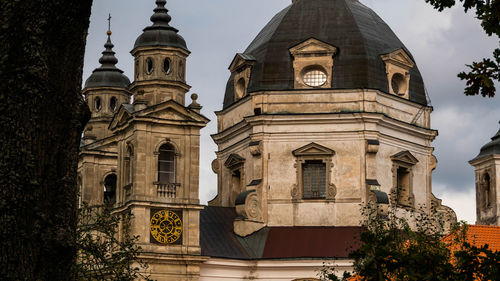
[78,0,462,280]
[78,1,209,280]
[210,86,456,235]
[470,126,500,226]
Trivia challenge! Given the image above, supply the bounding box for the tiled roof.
[223,0,428,110]
[459,225,500,251]
[262,226,363,259]
[200,206,363,260]
[442,224,500,252]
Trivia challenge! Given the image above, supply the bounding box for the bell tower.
[470,123,500,226]
[79,20,131,207]
[109,1,209,280]
[82,19,131,144]
[130,0,190,106]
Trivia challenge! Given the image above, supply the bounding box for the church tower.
[210,0,455,236]
[130,0,190,106]
[109,1,209,279]
[79,24,131,206]
[82,25,131,144]
[470,123,500,226]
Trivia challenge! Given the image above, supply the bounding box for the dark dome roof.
[85,34,130,89]
[223,0,428,109]
[133,0,188,51]
[473,125,500,160]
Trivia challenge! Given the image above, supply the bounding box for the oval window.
[163,58,171,74]
[303,68,327,87]
[146,58,154,74]
[94,97,102,111]
[391,73,407,95]
[235,78,246,100]
[110,96,117,112]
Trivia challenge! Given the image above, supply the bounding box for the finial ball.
[107,31,112,36]
[191,93,198,101]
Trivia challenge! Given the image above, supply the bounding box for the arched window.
[124,145,133,186]
[483,173,492,207]
[158,143,175,183]
[104,173,117,205]
[109,96,117,112]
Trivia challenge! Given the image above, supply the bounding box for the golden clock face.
[150,209,182,245]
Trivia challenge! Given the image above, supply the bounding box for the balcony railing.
[155,183,179,198]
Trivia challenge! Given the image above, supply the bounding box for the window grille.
[158,143,175,183]
[303,69,327,87]
[302,160,326,199]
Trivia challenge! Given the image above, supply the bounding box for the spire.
[84,14,130,89]
[97,14,119,70]
[133,0,188,51]
[492,121,500,140]
[147,0,178,32]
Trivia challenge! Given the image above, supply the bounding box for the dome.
[85,34,130,89]
[223,0,427,109]
[133,0,188,51]
[473,125,500,160]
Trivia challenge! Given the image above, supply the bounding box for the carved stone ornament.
[245,193,260,221]
[211,159,220,174]
[366,139,380,154]
[327,184,337,199]
[291,184,299,199]
[235,190,261,221]
[249,143,262,157]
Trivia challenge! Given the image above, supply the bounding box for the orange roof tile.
[443,225,500,252]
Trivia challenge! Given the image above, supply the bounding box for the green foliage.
[320,206,500,281]
[423,0,500,97]
[76,204,152,281]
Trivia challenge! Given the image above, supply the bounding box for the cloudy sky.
[83,0,499,223]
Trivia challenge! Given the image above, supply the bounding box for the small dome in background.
[133,0,188,51]
[223,0,428,109]
[85,31,130,89]
[473,124,500,160]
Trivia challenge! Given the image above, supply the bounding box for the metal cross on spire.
[107,13,112,36]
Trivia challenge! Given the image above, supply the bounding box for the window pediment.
[292,142,335,157]
[230,53,255,102]
[229,53,256,73]
[381,49,415,69]
[391,150,418,165]
[289,38,337,57]
[224,153,245,169]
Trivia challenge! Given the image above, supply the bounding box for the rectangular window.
[158,144,175,184]
[396,166,410,205]
[302,160,326,199]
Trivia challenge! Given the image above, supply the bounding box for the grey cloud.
[84,0,500,214]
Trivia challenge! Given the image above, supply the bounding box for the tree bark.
[0,1,92,280]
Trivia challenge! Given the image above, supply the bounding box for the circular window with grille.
[302,68,327,87]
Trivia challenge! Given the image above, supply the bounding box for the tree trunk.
[0,1,92,280]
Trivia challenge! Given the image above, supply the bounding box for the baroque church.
[78,0,499,280]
